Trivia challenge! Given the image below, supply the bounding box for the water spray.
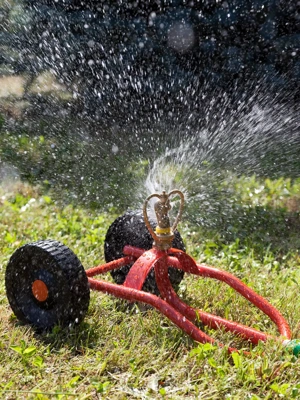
[5,190,300,356]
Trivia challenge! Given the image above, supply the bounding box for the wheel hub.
[32,279,49,302]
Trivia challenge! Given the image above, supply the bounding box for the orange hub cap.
[32,279,49,302]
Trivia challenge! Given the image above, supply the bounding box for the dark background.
[1,0,299,120]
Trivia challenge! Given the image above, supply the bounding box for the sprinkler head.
[143,190,184,251]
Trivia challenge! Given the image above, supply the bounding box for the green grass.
[0,177,300,399]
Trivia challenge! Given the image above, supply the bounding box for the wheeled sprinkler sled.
[5,189,300,355]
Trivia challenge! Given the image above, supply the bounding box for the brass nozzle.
[153,191,174,250]
[154,191,171,233]
[143,189,184,251]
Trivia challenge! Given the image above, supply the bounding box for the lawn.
[0,176,300,399]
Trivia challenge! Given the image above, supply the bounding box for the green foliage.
[0,126,149,211]
[0,114,4,129]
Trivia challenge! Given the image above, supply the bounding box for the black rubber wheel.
[5,239,90,330]
[104,211,185,295]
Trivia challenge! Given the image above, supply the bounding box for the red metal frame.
[85,245,291,354]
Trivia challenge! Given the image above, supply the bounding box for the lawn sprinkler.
[5,189,300,355]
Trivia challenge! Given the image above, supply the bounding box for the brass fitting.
[154,191,171,235]
[143,190,184,251]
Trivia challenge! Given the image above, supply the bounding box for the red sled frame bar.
[86,244,291,354]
